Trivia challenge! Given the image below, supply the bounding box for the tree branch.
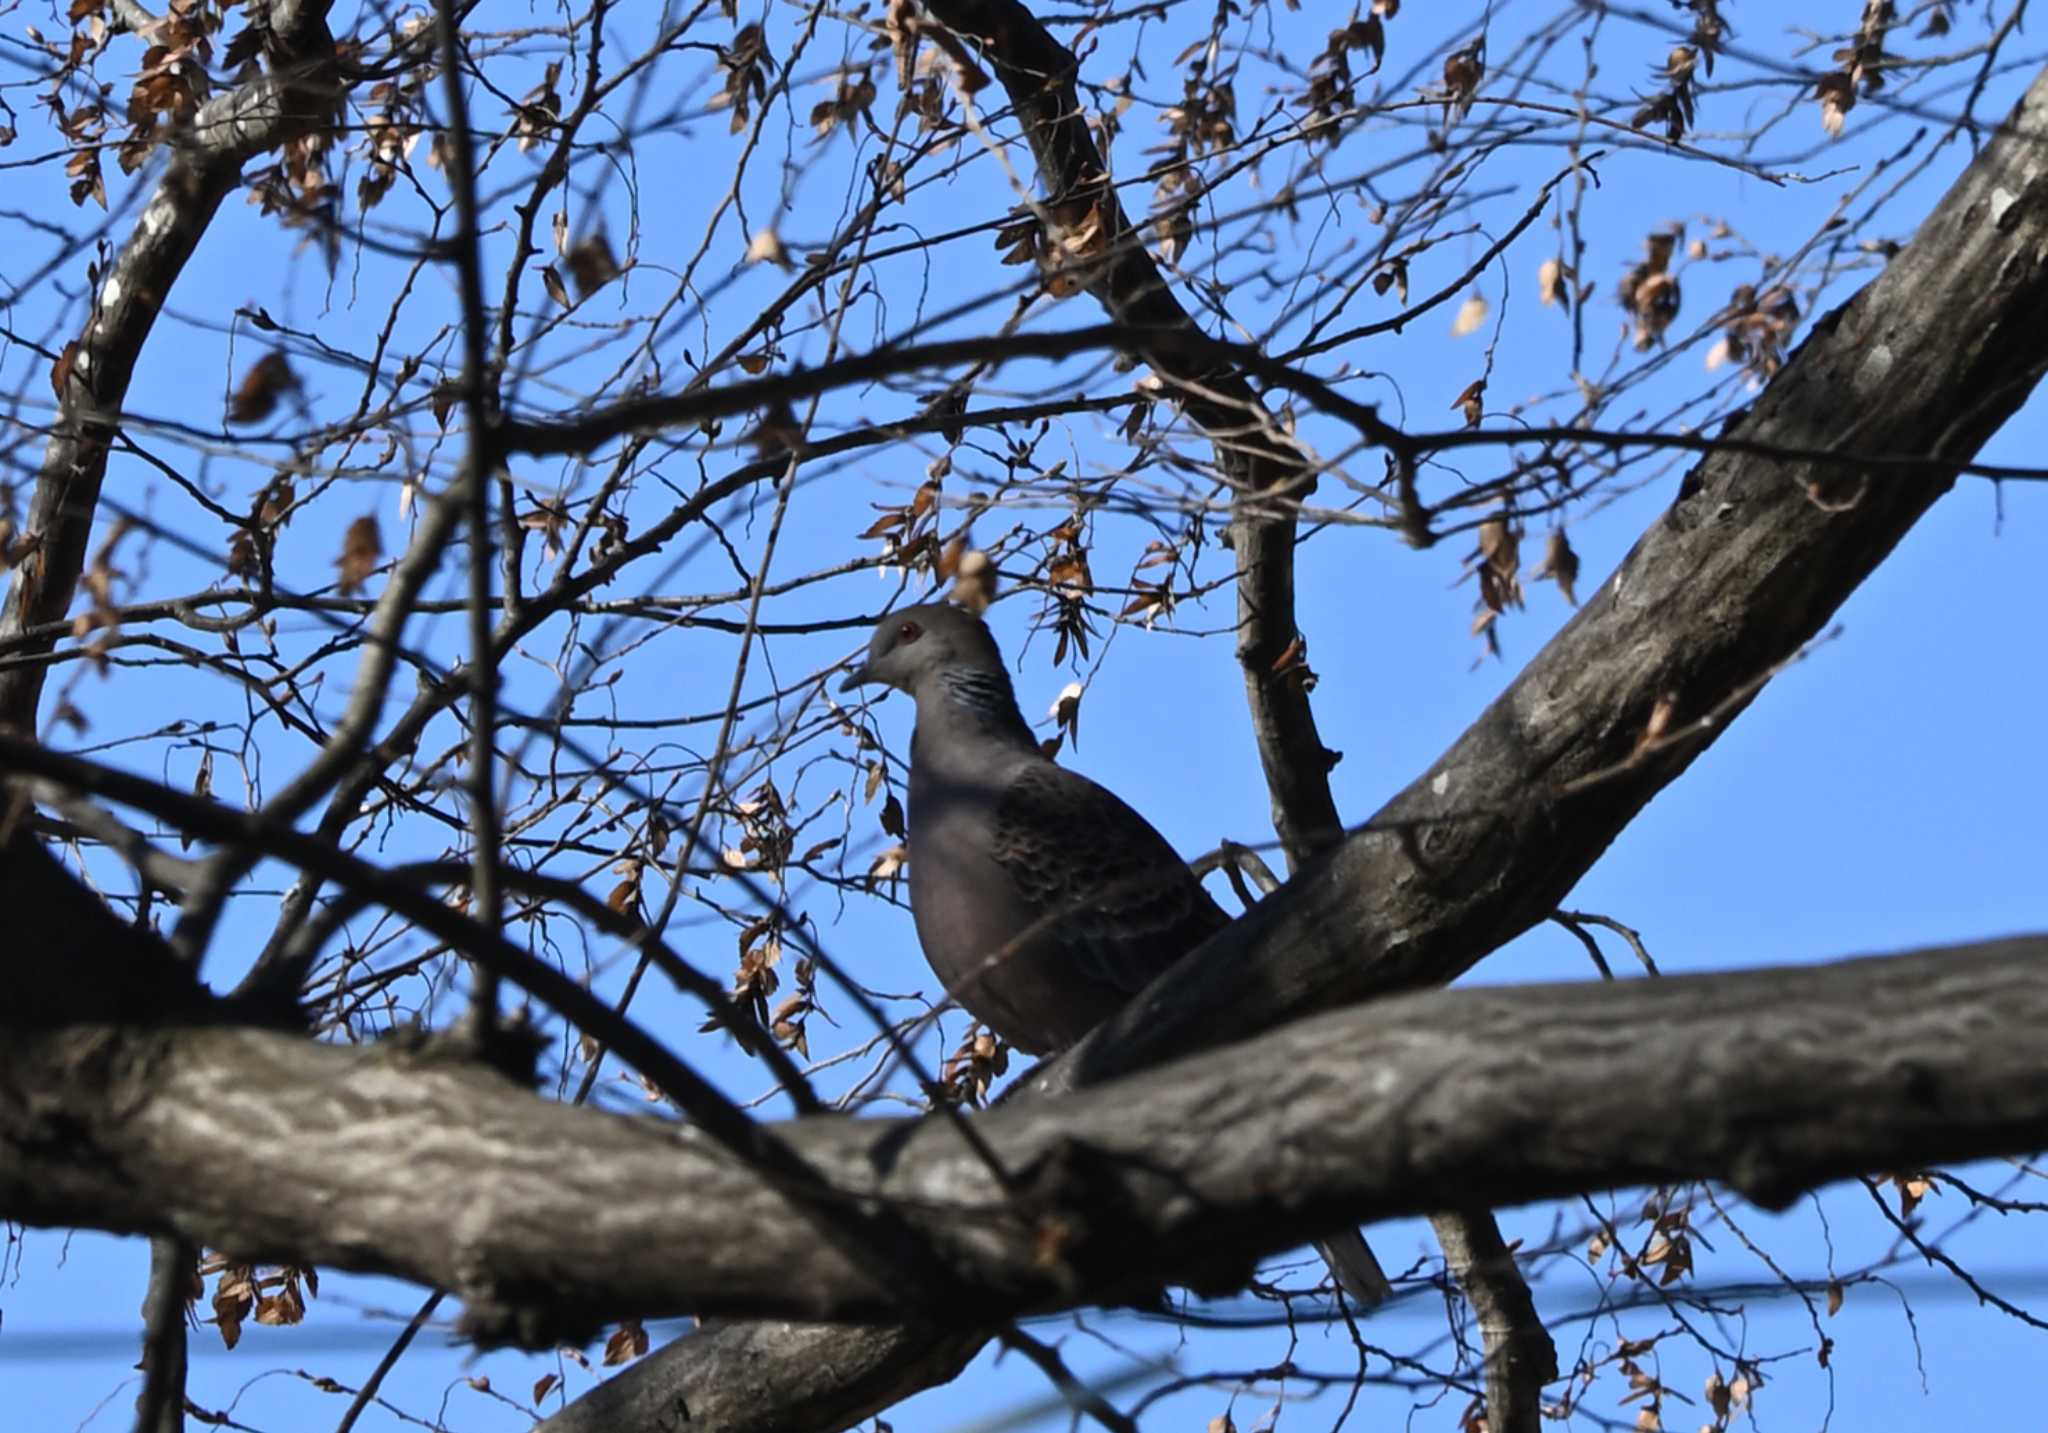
[3,936,2044,1331]
[0,0,338,733]
[133,1236,193,1433]
[1429,1209,1557,1433]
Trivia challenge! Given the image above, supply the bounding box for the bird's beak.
[837,662,873,694]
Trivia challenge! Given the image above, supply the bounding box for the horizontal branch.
[3,936,2043,1337]
[495,323,1240,456]
[491,315,2048,488]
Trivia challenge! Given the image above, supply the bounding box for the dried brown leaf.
[745,227,790,267]
[337,514,383,594]
[1533,529,1580,606]
[565,232,621,296]
[604,1319,650,1365]
[1452,377,1486,427]
[228,352,297,425]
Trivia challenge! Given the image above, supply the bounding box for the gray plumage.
[840,601,1225,1054]
[842,601,1393,1306]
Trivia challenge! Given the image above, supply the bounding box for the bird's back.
[909,741,1227,1053]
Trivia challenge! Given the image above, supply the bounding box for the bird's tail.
[1316,1229,1393,1306]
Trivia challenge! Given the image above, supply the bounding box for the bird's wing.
[989,759,1230,997]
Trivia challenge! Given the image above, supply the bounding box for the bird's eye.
[896,620,923,643]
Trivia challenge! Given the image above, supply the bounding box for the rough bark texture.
[533,1320,983,1433]
[557,60,2048,1432]
[4,937,2046,1328]
[0,0,338,733]
[1430,1207,1558,1433]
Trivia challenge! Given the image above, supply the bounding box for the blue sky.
[2,0,2045,1429]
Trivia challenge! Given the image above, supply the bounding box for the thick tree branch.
[1049,65,2048,1090]
[3,937,2044,1333]
[537,1320,984,1433]
[0,0,338,733]
[1429,1209,1558,1432]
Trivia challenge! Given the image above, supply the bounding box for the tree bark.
[3,937,2045,1333]
[535,1320,983,1433]
[1430,1209,1557,1433]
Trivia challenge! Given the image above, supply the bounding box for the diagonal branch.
[922,0,1346,862]
[1049,60,2048,1089]
[0,0,340,734]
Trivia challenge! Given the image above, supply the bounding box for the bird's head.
[838,602,1004,698]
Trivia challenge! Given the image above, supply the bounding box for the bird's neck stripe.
[939,668,1025,727]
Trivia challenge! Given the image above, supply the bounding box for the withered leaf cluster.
[357,66,432,215]
[1451,376,1486,427]
[512,60,562,153]
[1269,632,1319,696]
[707,911,829,1061]
[714,916,784,1037]
[201,1253,318,1350]
[1629,0,1728,143]
[810,68,878,141]
[942,537,997,614]
[860,477,943,570]
[713,23,774,133]
[726,781,795,875]
[1305,5,1399,137]
[604,1318,650,1366]
[1439,38,1485,130]
[227,473,293,581]
[940,1024,1009,1107]
[227,351,297,426]
[885,0,987,109]
[1531,529,1581,608]
[1618,229,1683,350]
[993,178,1116,298]
[1537,255,1589,310]
[1817,1,1898,138]
[336,513,382,595]
[1036,507,1096,667]
[562,231,622,297]
[1121,538,1181,623]
[1467,513,1524,650]
[1707,283,1800,382]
